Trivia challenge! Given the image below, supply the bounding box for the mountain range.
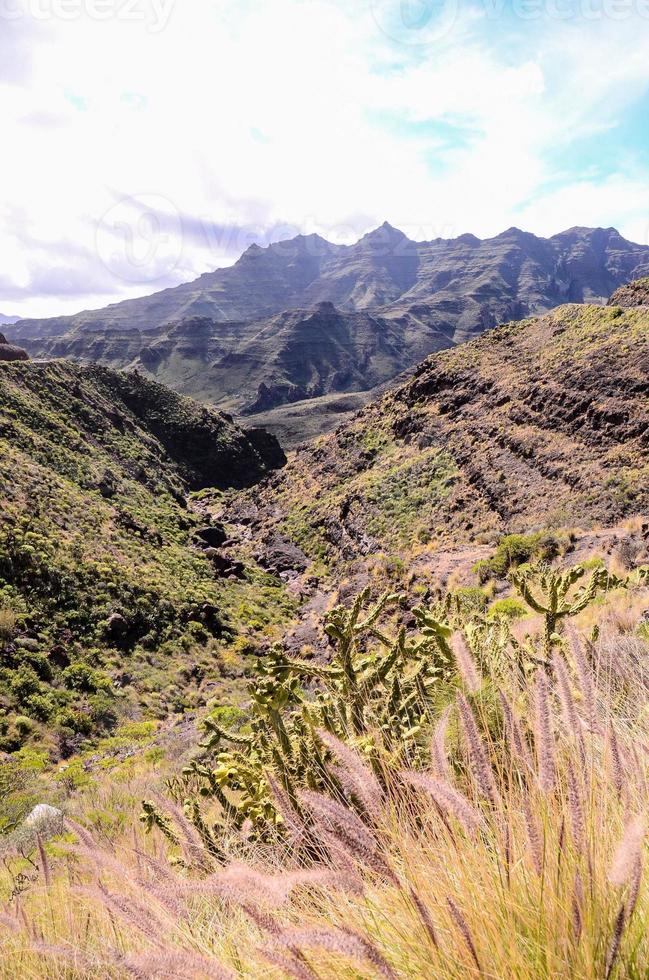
[8,223,649,444]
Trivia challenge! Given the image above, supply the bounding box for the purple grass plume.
[317,728,384,820]
[447,897,482,973]
[457,693,499,807]
[609,815,647,887]
[451,631,482,693]
[400,770,485,837]
[533,669,556,794]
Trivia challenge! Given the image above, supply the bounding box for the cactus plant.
[509,563,622,654]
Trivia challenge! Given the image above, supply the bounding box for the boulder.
[201,602,220,624]
[22,804,65,840]
[254,535,309,575]
[105,612,128,638]
[193,524,227,548]
[0,804,64,855]
[97,471,118,499]
[48,644,70,669]
[203,548,246,578]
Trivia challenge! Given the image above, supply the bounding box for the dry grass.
[0,607,16,642]
[1,626,648,980]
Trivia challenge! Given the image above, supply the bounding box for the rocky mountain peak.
[359,221,411,251]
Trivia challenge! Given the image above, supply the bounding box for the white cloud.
[1,0,649,316]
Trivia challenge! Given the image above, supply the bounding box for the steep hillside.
[8,225,649,444]
[218,300,649,577]
[0,362,288,755]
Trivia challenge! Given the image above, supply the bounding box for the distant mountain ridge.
[9,223,649,444]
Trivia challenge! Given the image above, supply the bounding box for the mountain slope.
[0,362,287,754]
[218,300,649,572]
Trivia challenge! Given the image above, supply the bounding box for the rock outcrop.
[0,332,28,361]
[608,277,649,308]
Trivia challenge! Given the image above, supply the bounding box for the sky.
[2,0,649,317]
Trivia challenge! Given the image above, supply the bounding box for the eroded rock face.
[608,277,649,308]
[0,334,28,361]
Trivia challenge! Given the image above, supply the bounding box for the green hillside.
[0,362,290,756]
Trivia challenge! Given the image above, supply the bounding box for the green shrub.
[450,587,488,616]
[9,666,41,703]
[473,532,562,583]
[62,662,113,694]
[487,597,527,620]
[13,715,35,737]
